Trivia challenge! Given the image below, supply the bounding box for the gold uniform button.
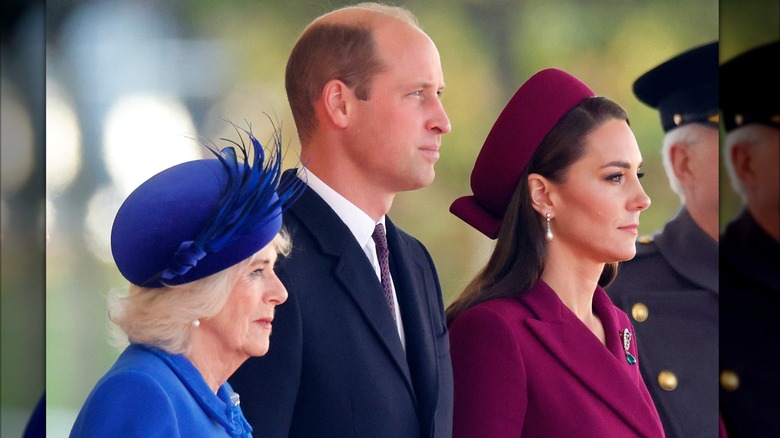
[631,303,649,322]
[721,370,740,391]
[638,235,653,244]
[658,370,678,391]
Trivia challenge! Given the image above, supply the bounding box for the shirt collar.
[297,167,384,247]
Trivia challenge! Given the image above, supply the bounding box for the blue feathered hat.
[111,122,305,288]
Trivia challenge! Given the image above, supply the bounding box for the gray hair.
[661,123,711,203]
[723,123,776,201]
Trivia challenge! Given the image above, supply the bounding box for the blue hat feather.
[111,122,305,287]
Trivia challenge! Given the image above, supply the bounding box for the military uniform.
[607,208,718,438]
[719,40,780,437]
[606,41,720,438]
[720,210,780,437]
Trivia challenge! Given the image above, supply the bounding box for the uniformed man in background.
[606,41,719,438]
[719,39,779,438]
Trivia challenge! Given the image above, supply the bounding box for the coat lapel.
[284,178,413,392]
[386,219,438,425]
[655,208,719,294]
[523,281,662,437]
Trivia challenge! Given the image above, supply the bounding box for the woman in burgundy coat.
[447,68,664,437]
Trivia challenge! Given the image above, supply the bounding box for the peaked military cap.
[633,41,719,132]
[720,40,780,132]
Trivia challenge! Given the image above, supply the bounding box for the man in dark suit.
[719,40,779,437]
[606,42,719,438]
[229,3,454,437]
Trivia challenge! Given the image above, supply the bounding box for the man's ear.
[730,141,756,191]
[668,141,693,187]
[528,173,553,214]
[321,79,350,129]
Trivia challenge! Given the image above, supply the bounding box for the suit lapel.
[386,219,438,422]
[284,179,413,391]
[523,281,661,437]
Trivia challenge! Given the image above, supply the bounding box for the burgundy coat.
[449,279,664,437]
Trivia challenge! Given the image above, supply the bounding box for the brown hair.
[285,3,418,143]
[446,97,626,324]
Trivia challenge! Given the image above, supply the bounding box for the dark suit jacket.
[449,280,664,437]
[607,208,718,438]
[229,170,453,438]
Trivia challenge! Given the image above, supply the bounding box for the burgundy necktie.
[372,223,396,320]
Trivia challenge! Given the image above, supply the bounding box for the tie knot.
[372,223,388,250]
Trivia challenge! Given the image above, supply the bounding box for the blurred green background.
[1,0,777,436]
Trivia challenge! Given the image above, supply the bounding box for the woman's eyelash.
[607,171,644,182]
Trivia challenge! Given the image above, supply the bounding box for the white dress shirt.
[297,168,406,349]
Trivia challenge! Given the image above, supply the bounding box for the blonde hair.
[108,231,291,354]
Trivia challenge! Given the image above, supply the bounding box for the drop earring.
[192,319,200,328]
[545,213,554,241]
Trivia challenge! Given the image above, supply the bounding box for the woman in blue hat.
[70,124,304,437]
